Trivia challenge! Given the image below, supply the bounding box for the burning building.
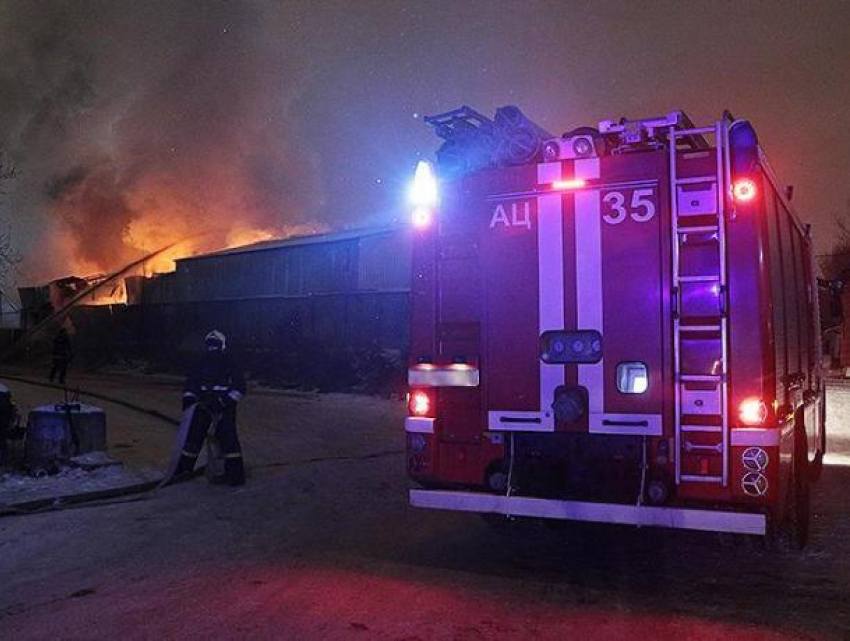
[14,226,412,388]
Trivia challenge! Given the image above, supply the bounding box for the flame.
[83,278,128,305]
[69,219,331,307]
[44,168,332,307]
[226,228,277,248]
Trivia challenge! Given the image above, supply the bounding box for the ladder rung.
[685,442,723,454]
[678,225,719,233]
[675,175,717,185]
[680,374,722,382]
[680,475,723,483]
[677,275,720,283]
[678,214,719,222]
[681,425,723,433]
[679,324,721,332]
[673,127,715,137]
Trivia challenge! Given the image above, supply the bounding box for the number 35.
[602,189,656,224]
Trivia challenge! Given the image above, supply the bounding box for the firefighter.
[49,327,73,385]
[174,330,246,486]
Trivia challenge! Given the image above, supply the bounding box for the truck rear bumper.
[410,489,766,536]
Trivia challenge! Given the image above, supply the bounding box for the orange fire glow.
[72,218,328,306]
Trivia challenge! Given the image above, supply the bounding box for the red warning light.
[739,397,768,426]
[408,390,433,417]
[412,207,432,229]
[551,178,586,191]
[732,178,757,203]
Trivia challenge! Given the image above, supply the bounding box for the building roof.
[177,225,408,263]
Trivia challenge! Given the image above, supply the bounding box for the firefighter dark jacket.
[52,330,73,362]
[182,351,247,409]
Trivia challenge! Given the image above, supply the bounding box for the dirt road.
[0,372,848,639]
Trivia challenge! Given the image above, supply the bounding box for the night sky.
[1,0,848,285]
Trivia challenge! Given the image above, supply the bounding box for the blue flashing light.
[409,161,438,208]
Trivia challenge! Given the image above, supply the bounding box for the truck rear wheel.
[808,400,826,482]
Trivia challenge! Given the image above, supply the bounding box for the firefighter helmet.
[205,330,227,351]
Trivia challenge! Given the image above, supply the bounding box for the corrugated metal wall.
[123,227,412,360]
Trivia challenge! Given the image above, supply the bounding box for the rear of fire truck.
[405,106,824,546]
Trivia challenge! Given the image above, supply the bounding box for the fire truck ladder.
[670,117,731,487]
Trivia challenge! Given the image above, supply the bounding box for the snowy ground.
[0,370,848,639]
[0,464,161,510]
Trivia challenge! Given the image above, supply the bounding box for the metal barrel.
[25,403,107,472]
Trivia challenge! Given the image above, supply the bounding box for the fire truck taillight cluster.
[408,390,434,418]
[409,161,438,229]
[732,178,758,203]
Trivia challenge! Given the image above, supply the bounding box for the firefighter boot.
[173,453,198,480]
[225,456,245,486]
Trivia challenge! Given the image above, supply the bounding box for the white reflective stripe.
[492,159,605,432]
[575,169,604,416]
[731,428,780,447]
[575,157,600,181]
[487,411,550,432]
[405,417,435,434]
[181,449,199,457]
[183,392,198,399]
[410,489,766,535]
[537,192,563,429]
[537,161,562,185]
[223,452,243,459]
[589,413,663,435]
[201,385,230,391]
[536,162,566,431]
[228,390,244,402]
[408,368,479,387]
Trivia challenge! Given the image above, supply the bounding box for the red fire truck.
[405,107,825,548]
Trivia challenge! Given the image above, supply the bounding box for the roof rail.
[599,111,710,150]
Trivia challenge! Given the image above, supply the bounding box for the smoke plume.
[0,0,324,284]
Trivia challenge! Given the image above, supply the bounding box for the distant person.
[49,328,73,385]
[174,330,246,486]
[0,384,12,467]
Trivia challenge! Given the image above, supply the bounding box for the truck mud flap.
[410,489,766,535]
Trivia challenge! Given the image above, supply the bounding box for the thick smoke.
[0,0,323,284]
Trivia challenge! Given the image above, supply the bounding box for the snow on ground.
[0,463,161,508]
[0,371,848,638]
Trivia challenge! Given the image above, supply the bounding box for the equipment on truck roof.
[425,105,553,177]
